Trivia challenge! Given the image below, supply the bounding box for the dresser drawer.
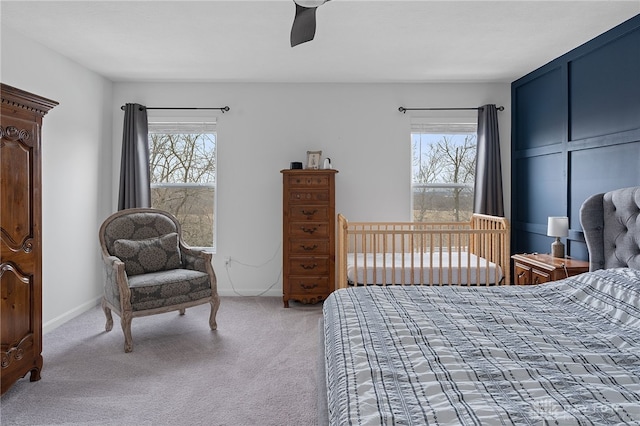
[289,222,330,239]
[531,268,551,284]
[289,239,330,255]
[289,190,329,203]
[514,263,531,285]
[287,175,330,187]
[289,257,330,275]
[288,205,329,221]
[288,276,330,293]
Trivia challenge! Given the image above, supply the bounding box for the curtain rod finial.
[398,107,406,114]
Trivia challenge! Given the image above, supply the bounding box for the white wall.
[1,28,511,329]
[1,31,114,331]
[113,82,511,297]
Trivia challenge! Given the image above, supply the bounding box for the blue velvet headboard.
[579,186,640,272]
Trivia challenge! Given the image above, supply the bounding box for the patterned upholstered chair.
[98,208,219,352]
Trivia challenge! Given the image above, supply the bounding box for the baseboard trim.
[43,296,102,335]
[217,288,281,297]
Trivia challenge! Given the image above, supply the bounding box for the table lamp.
[547,216,568,258]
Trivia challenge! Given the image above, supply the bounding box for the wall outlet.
[224,256,231,266]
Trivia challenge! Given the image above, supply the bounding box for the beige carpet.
[0,297,323,426]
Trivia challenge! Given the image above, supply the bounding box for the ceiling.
[2,0,639,83]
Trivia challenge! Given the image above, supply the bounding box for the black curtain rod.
[120,106,230,113]
[398,106,504,114]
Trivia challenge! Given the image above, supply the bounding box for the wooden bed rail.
[337,214,510,289]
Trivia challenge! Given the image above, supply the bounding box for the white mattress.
[346,251,503,285]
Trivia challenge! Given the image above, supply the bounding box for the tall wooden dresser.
[281,169,338,307]
[1,84,57,395]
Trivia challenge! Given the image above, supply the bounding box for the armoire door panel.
[1,265,34,346]
[1,140,36,252]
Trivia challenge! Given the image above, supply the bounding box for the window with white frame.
[148,119,217,250]
[411,118,477,223]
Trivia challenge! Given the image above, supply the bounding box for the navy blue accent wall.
[511,14,640,260]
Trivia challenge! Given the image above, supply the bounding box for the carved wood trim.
[0,262,31,282]
[1,84,58,116]
[0,234,34,254]
[1,334,35,369]
[0,125,32,142]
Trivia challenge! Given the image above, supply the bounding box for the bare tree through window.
[412,132,476,222]
[149,131,216,248]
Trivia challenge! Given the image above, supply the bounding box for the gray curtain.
[473,104,504,216]
[118,103,151,210]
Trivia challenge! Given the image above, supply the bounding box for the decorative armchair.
[98,208,220,352]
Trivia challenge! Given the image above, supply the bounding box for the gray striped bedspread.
[323,267,640,425]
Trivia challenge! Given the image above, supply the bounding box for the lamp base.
[551,238,565,258]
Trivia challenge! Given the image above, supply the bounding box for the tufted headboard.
[579,186,640,272]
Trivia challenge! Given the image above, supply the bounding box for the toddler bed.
[320,186,640,425]
[337,213,510,287]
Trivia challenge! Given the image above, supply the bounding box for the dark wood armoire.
[1,84,57,395]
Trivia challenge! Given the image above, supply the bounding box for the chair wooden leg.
[209,295,220,330]
[121,310,133,353]
[102,298,113,332]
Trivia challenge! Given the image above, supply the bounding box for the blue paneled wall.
[511,14,640,260]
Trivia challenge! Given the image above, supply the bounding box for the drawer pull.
[301,209,318,216]
[301,226,318,234]
[300,244,318,251]
[300,263,318,270]
[300,282,318,290]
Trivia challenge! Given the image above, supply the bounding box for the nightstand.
[511,253,589,285]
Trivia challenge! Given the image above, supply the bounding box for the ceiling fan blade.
[291,3,317,47]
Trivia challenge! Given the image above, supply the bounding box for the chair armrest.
[180,246,217,294]
[101,254,131,311]
[180,246,213,273]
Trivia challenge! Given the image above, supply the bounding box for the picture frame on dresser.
[306,150,321,169]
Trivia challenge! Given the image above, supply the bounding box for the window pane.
[411,132,476,222]
[151,184,215,248]
[149,132,216,249]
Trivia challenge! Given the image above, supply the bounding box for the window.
[411,120,477,223]
[148,120,217,250]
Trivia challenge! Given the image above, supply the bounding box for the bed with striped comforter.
[323,267,640,425]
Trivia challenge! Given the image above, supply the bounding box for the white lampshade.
[547,216,569,237]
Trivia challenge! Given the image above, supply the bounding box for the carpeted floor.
[0,297,324,426]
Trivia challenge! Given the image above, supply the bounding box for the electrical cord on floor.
[224,243,282,297]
